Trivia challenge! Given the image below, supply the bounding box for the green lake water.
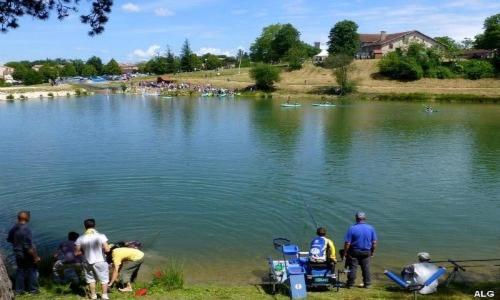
[0,95,499,283]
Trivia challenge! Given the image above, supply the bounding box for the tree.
[327,20,360,57]
[12,66,43,85]
[271,23,301,60]
[461,38,474,49]
[39,64,59,81]
[0,0,113,35]
[286,45,307,70]
[61,64,77,77]
[72,59,85,76]
[250,24,283,63]
[104,58,122,75]
[474,13,500,50]
[180,39,196,72]
[202,53,223,70]
[165,47,178,73]
[86,56,104,75]
[145,57,168,75]
[249,63,281,91]
[435,36,460,60]
[81,64,97,77]
[326,54,357,94]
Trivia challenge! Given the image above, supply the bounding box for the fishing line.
[300,195,319,229]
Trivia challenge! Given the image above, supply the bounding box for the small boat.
[281,103,301,107]
[312,103,336,107]
[218,93,227,97]
[162,96,173,99]
[201,93,212,97]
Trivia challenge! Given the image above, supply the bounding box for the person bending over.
[108,246,145,292]
[53,231,82,284]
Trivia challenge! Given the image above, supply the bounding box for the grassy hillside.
[161,60,500,97]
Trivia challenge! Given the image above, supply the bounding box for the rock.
[0,254,13,300]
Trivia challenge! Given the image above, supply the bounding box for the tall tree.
[327,20,360,57]
[72,59,85,76]
[104,58,122,75]
[474,13,500,50]
[180,39,195,72]
[0,0,113,35]
[86,56,104,75]
[271,23,301,60]
[61,64,77,77]
[81,64,97,77]
[435,36,461,60]
[250,24,283,63]
[165,47,177,73]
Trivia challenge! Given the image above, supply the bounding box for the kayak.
[201,93,212,97]
[312,103,336,107]
[281,103,301,107]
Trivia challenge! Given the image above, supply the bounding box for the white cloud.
[129,45,161,60]
[196,47,234,56]
[155,7,175,17]
[122,3,141,13]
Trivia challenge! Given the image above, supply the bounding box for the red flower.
[154,270,163,278]
[135,288,147,296]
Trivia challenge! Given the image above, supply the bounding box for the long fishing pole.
[301,195,319,229]
[431,258,500,263]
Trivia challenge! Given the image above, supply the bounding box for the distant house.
[119,63,139,74]
[459,49,495,59]
[0,66,14,79]
[357,30,439,59]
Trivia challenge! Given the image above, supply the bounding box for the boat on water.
[201,93,213,97]
[281,103,301,107]
[162,96,173,99]
[312,103,336,107]
[218,93,227,97]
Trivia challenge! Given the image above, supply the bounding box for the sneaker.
[90,294,98,300]
[101,293,110,300]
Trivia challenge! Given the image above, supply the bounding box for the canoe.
[201,93,212,97]
[281,103,301,107]
[312,103,336,107]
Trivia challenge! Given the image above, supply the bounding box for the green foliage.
[72,60,85,76]
[250,24,282,63]
[434,66,455,79]
[165,48,179,73]
[60,64,77,77]
[326,54,357,94]
[180,39,197,72]
[104,58,122,75]
[0,78,11,87]
[12,66,44,85]
[148,262,184,293]
[327,20,360,57]
[39,65,59,81]
[86,56,104,75]
[47,92,54,97]
[461,60,494,80]
[81,64,97,77]
[286,46,307,70]
[435,36,461,60]
[120,83,127,92]
[6,94,15,100]
[202,53,223,70]
[379,52,423,81]
[249,63,281,91]
[474,13,500,50]
[271,23,301,59]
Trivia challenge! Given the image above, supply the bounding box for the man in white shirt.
[401,252,440,294]
[75,219,111,300]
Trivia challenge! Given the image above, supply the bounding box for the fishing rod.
[431,258,500,263]
[301,195,319,229]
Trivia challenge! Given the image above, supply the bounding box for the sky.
[0,0,499,64]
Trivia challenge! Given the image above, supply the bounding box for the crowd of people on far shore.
[135,81,240,96]
[6,211,144,299]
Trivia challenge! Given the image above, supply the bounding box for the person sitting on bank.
[108,245,145,292]
[309,227,337,272]
[401,252,440,294]
[53,231,82,284]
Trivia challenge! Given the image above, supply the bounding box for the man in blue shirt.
[7,211,40,295]
[342,211,377,288]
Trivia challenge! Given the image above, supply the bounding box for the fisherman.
[342,211,377,289]
[309,227,337,272]
[75,219,111,300]
[7,211,40,295]
[401,252,440,294]
[52,231,82,284]
[108,244,145,292]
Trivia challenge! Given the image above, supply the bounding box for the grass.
[15,281,500,300]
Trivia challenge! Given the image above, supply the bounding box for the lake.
[0,95,499,283]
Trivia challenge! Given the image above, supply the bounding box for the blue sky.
[1,0,499,64]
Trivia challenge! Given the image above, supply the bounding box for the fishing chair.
[384,267,446,300]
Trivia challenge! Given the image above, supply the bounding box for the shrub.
[397,59,423,81]
[20,95,27,100]
[47,92,54,97]
[75,89,82,96]
[6,94,15,100]
[434,66,455,79]
[149,262,184,293]
[462,60,494,80]
[0,78,11,87]
[249,63,281,91]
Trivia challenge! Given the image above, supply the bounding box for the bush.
[149,262,184,293]
[379,53,423,81]
[462,60,494,80]
[0,79,11,87]
[6,94,14,100]
[249,63,281,91]
[47,92,54,97]
[434,66,455,79]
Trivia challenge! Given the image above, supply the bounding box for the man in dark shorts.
[342,211,378,288]
[7,211,40,295]
[53,231,82,284]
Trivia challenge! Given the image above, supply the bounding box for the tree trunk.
[0,254,13,300]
